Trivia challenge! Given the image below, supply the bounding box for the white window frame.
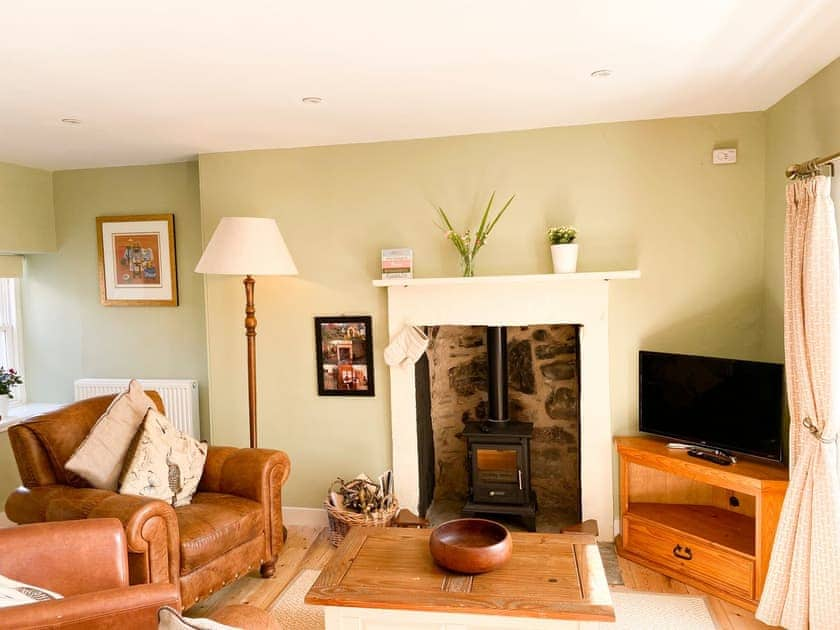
[0,278,26,405]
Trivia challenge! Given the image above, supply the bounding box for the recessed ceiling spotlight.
[60,117,82,125]
[301,97,323,104]
[590,69,612,78]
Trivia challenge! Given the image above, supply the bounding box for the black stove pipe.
[486,326,509,423]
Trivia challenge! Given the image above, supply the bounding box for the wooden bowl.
[429,518,512,574]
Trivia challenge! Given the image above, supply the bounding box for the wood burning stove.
[462,421,537,530]
[462,327,538,531]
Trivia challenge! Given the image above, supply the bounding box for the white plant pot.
[551,243,579,273]
[0,395,10,419]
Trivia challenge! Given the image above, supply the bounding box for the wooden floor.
[189,524,774,628]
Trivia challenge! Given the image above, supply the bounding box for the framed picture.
[96,214,178,306]
[315,316,375,396]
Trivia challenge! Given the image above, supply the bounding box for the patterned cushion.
[64,380,157,490]
[119,409,207,507]
[0,573,62,608]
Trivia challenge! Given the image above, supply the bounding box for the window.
[0,278,25,403]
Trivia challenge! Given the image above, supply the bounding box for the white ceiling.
[2,0,840,170]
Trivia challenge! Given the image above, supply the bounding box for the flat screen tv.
[639,351,785,462]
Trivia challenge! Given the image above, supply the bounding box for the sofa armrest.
[88,493,180,586]
[201,447,290,500]
[5,485,114,524]
[0,518,129,596]
[199,446,290,561]
[5,485,180,587]
[0,583,179,630]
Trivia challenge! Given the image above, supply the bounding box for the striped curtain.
[756,176,840,628]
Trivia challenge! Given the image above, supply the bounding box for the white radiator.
[74,378,200,439]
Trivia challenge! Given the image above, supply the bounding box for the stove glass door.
[471,444,525,504]
[475,448,519,484]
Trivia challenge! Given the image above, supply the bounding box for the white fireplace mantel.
[373,270,640,288]
[375,270,639,540]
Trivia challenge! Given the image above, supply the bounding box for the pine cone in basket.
[329,475,391,515]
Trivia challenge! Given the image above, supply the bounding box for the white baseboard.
[283,506,328,528]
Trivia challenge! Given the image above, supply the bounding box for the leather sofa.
[0,518,180,629]
[4,395,291,608]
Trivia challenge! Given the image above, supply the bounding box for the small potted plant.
[548,226,578,273]
[0,367,23,418]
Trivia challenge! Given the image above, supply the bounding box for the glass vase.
[460,251,476,277]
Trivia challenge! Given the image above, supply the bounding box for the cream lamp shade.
[195,217,298,276]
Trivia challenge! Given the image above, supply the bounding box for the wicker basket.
[324,499,399,546]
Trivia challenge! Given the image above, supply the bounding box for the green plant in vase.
[547,226,577,245]
[435,192,514,277]
[547,225,579,273]
[0,367,23,418]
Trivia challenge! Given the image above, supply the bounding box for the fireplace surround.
[375,271,639,540]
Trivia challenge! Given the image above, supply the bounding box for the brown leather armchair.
[4,395,291,608]
[0,518,180,629]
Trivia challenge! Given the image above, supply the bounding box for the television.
[639,351,785,462]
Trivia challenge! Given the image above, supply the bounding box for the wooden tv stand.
[615,436,788,611]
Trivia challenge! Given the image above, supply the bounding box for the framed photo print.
[315,316,375,396]
[97,214,178,306]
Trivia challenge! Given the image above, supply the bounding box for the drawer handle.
[673,544,693,561]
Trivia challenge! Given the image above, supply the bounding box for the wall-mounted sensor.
[712,148,737,164]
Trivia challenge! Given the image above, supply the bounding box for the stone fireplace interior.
[415,324,582,531]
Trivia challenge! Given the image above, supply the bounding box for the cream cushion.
[158,606,234,629]
[64,379,157,490]
[120,409,207,507]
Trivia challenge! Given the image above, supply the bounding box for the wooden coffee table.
[305,527,614,629]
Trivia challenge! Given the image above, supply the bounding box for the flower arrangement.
[435,192,515,277]
[547,226,577,245]
[0,367,23,398]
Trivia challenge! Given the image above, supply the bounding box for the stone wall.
[425,325,581,516]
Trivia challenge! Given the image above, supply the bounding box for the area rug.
[271,569,323,630]
[272,570,715,629]
[607,591,716,629]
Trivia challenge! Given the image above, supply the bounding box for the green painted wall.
[0,161,55,253]
[21,161,209,432]
[763,57,840,361]
[199,111,768,508]
[7,51,837,510]
[0,160,55,498]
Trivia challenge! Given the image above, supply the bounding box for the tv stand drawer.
[623,514,754,600]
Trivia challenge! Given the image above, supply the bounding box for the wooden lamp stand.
[244,275,258,448]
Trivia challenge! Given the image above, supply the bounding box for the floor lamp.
[195,217,298,448]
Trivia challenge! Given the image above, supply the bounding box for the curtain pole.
[786,151,840,179]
